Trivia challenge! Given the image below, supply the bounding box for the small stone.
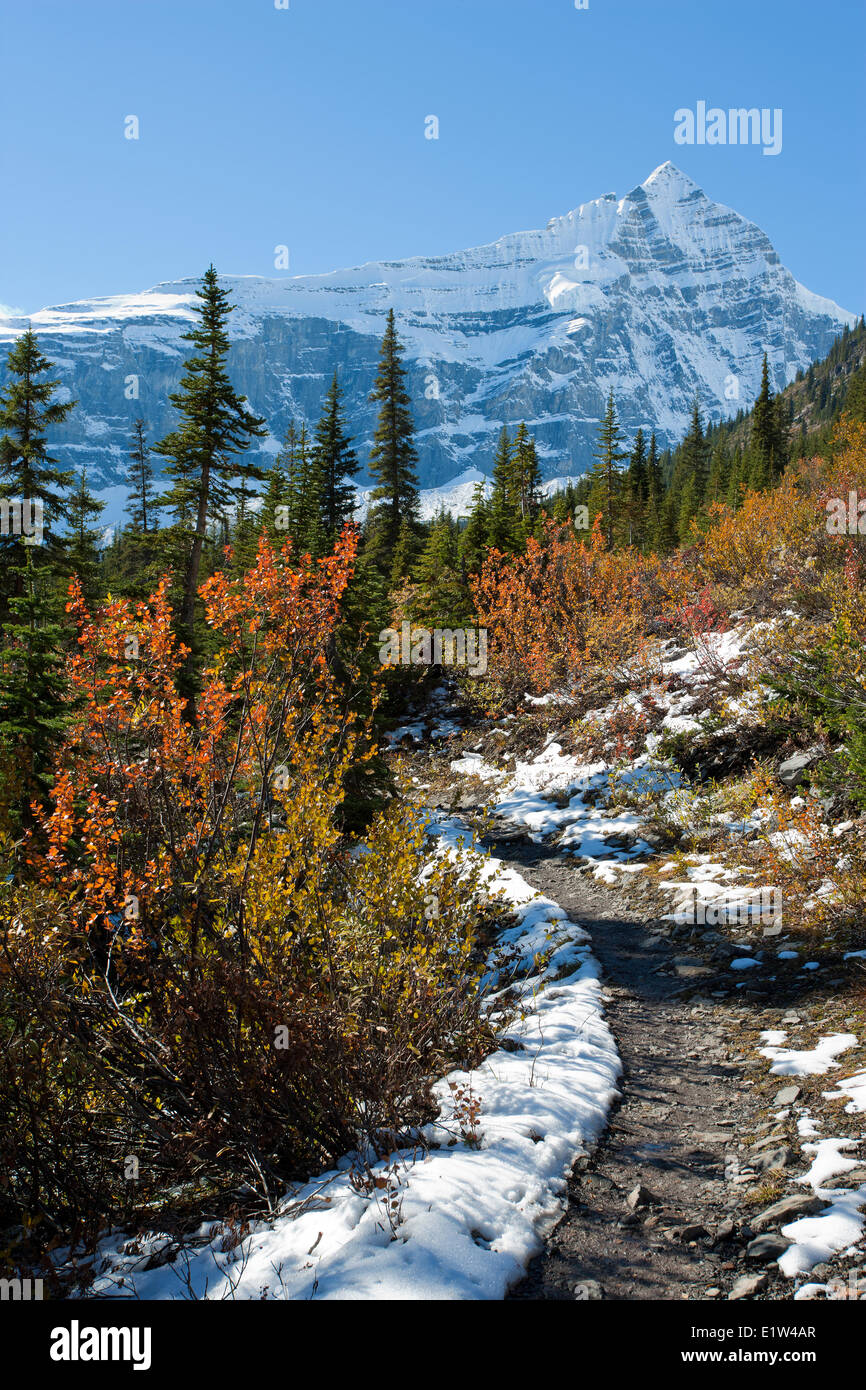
[750,1132,790,1152]
[626,1183,660,1210]
[774,1085,801,1106]
[746,1233,791,1262]
[705,1287,722,1298]
[674,1223,709,1243]
[752,1146,793,1173]
[729,1273,768,1300]
[714,1219,736,1242]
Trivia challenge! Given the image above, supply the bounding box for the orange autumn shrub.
[36,529,362,949]
[1,530,494,1246]
[694,420,866,617]
[470,517,691,701]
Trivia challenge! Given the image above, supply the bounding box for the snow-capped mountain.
[0,162,855,497]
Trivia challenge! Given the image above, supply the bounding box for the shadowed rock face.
[0,163,853,497]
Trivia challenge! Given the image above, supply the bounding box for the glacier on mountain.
[0,162,855,501]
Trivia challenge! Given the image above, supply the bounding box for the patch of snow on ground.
[78,819,621,1301]
[759,1032,858,1076]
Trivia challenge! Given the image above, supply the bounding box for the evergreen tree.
[309,373,359,541]
[0,548,67,824]
[229,478,260,575]
[261,420,310,545]
[0,332,75,819]
[388,516,420,590]
[748,353,788,488]
[415,509,467,625]
[459,479,489,571]
[125,418,158,532]
[65,469,105,606]
[487,427,518,551]
[586,391,628,547]
[512,422,542,537]
[726,447,749,509]
[643,432,664,550]
[707,440,732,502]
[658,490,680,551]
[367,309,420,563]
[668,396,709,537]
[677,473,700,542]
[0,330,75,587]
[294,424,328,558]
[681,396,710,497]
[625,427,648,545]
[260,442,289,542]
[154,266,267,657]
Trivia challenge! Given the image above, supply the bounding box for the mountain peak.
[640,161,702,195]
[0,167,854,504]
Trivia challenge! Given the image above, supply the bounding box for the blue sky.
[1,0,863,315]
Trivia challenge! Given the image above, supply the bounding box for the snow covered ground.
[747,1030,866,1292]
[73,821,620,1301]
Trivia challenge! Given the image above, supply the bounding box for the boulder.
[751,1193,829,1232]
[778,749,824,789]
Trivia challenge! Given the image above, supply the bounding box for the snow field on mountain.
[2,163,854,496]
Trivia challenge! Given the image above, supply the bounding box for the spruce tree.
[707,441,732,502]
[294,423,328,558]
[669,396,709,537]
[65,469,105,606]
[0,332,75,818]
[367,309,420,564]
[459,479,489,571]
[487,427,518,550]
[681,396,709,497]
[0,548,67,824]
[229,478,260,575]
[658,491,680,551]
[260,443,289,542]
[726,447,749,508]
[154,266,267,655]
[415,509,467,625]
[309,372,359,541]
[625,427,648,546]
[0,330,75,589]
[512,422,542,538]
[587,391,628,547]
[644,432,664,550]
[125,418,158,532]
[749,354,787,488]
[388,516,419,590]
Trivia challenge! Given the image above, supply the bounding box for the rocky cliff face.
[0,162,854,495]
